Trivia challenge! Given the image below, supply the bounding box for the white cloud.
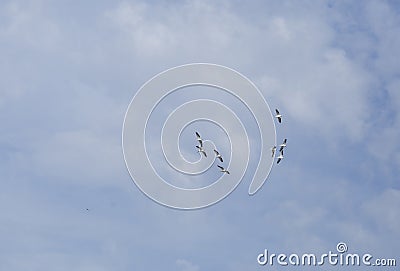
[258,32,372,144]
[1,0,400,270]
[104,0,375,147]
[362,188,400,234]
[176,259,200,271]
[341,1,400,180]
[106,1,175,57]
[105,1,253,65]
[364,1,400,79]
[0,1,62,50]
[30,129,124,187]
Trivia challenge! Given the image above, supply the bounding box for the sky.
[0,0,399,270]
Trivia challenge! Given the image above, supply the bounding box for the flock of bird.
[195,132,230,174]
[273,109,287,164]
[193,108,286,176]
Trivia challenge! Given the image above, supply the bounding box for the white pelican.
[195,132,203,147]
[217,165,230,174]
[271,146,276,157]
[196,145,207,157]
[279,138,287,152]
[275,109,282,123]
[214,149,223,162]
[276,150,284,164]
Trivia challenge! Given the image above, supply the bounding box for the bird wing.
[278,117,282,123]
[219,157,223,162]
[214,149,219,155]
[277,158,281,164]
[275,109,280,114]
[217,165,223,170]
[195,132,200,138]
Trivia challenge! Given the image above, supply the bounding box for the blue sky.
[1,0,399,270]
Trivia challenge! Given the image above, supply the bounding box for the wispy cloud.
[0,0,399,270]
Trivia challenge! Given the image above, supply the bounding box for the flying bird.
[195,132,203,147]
[217,165,230,174]
[279,138,287,152]
[196,145,207,157]
[276,150,284,164]
[271,146,276,157]
[214,149,223,162]
[275,109,282,123]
